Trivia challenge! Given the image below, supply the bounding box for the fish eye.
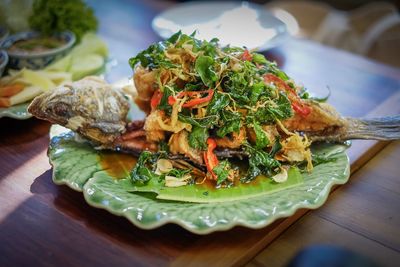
[53,103,70,117]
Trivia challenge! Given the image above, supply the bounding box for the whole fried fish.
[28,77,400,163]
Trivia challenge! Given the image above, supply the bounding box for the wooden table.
[1,1,399,266]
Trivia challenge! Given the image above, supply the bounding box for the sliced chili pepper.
[264,74,293,93]
[264,74,311,117]
[242,49,253,61]
[168,90,214,108]
[150,89,163,109]
[182,90,214,108]
[291,101,311,117]
[167,95,176,106]
[203,138,219,180]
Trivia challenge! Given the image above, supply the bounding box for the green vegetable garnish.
[216,110,241,138]
[195,55,218,87]
[130,152,194,186]
[128,31,319,187]
[189,126,209,150]
[206,91,230,116]
[130,151,158,184]
[252,120,269,149]
[29,0,98,41]
[213,160,232,185]
[243,144,281,182]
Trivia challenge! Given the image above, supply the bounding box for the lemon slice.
[46,54,73,72]
[15,69,55,91]
[71,33,108,57]
[9,86,43,106]
[70,54,104,80]
[38,71,72,84]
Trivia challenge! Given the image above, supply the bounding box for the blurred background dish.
[265,0,400,67]
[152,1,288,50]
[0,26,9,45]
[0,50,8,77]
[1,31,76,70]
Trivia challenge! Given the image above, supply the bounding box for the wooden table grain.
[247,141,400,267]
[1,1,399,267]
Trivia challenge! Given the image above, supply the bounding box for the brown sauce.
[99,153,268,186]
[194,175,267,194]
[195,179,218,191]
[234,175,266,187]
[99,152,137,179]
[8,37,66,54]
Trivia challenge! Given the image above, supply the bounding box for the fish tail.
[345,115,400,140]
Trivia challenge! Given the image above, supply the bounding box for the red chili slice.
[150,89,163,109]
[292,101,311,117]
[168,89,214,108]
[182,90,214,108]
[242,49,253,61]
[264,74,311,117]
[167,95,176,105]
[203,138,219,180]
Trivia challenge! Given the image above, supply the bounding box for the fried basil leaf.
[178,114,218,128]
[128,31,182,69]
[216,110,241,137]
[269,138,282,157]
[189,126,209,150]
[249,82,266,105]
[167,168,192,179]
[253,121,269,149]
[157,86,174,113]
[195,55,218,87]
[130,151,158,184]
[251,92,292,124]
[207,91,230,115]
[252,53,268,64]
[266,61,290,81]
[242,145,281,182]
[213,160,231,185]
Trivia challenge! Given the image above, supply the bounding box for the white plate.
[152,1,288,51]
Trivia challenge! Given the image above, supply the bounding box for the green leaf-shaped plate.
[0,102,32,119]
[48,126,350,234]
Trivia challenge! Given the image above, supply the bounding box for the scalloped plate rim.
[0,102,32,119]
[81,162,349,234]
[48,128,350,234]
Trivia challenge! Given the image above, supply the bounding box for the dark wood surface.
[248,141,400,267]
[1,1,399,266]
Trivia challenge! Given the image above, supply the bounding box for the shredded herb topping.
[129,31,314,186]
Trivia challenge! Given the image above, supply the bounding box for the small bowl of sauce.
[0,26,9,45]
[1,31,76,70]
[0,50,8,77]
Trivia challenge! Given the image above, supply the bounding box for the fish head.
[28,76,130,144]
[28,83,74,125]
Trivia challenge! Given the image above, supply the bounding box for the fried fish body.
[29,77,400,164]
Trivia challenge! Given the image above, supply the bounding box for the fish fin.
[345,115,400,140]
